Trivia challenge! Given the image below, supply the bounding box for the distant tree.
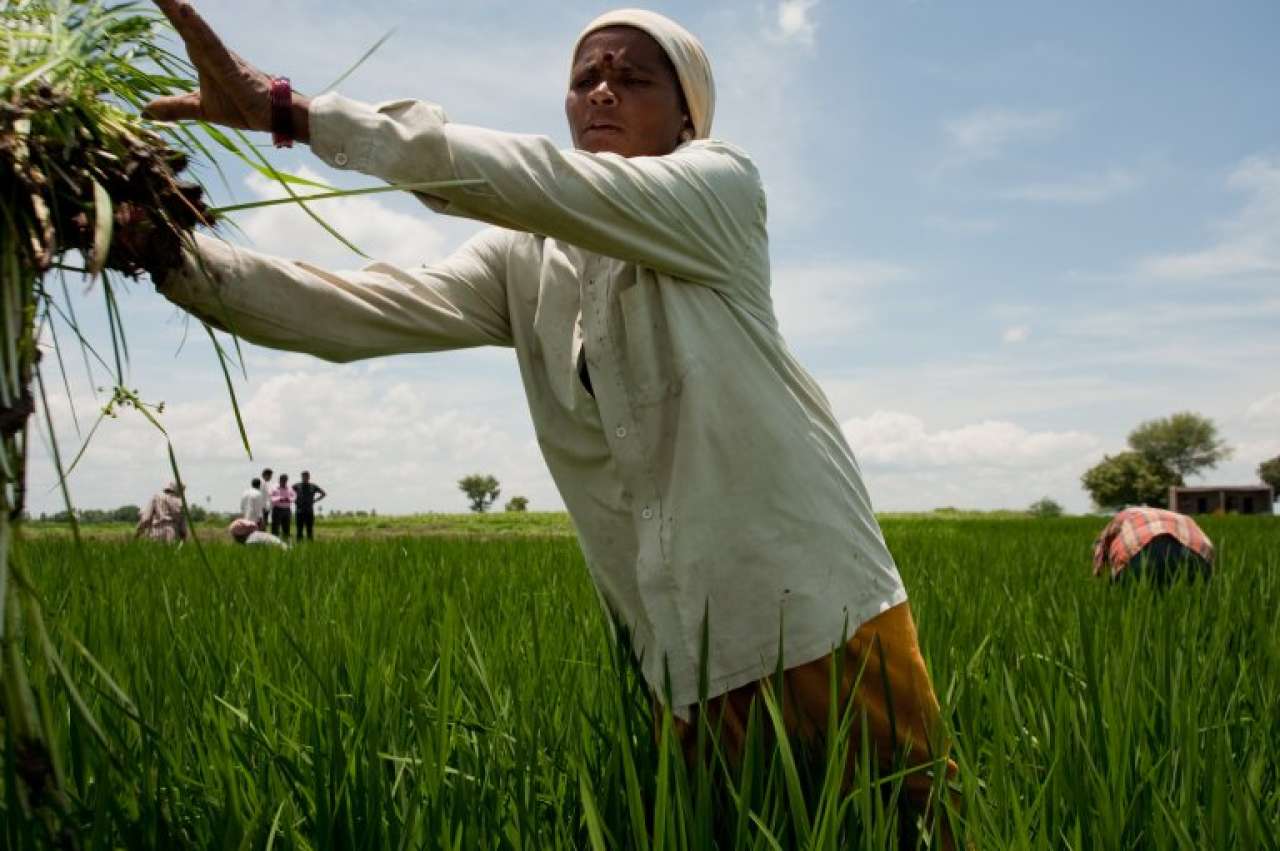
[1028,497,1064,518]
[1127,411,1231,481]
[458,474,501,513]
[1259,455,1280,502]
[111,504,141,523]
[1081,451,1179,510]
[505,496,529,512]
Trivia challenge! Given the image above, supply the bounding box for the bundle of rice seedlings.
[3,3,476,842]
[1,1,212,842]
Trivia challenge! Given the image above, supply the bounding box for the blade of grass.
[203,323,251,458]
[207,178,489,215]
[319,27,397,94]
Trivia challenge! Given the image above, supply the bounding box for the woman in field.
[141,0,955,837]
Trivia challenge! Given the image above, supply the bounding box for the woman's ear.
[679,114,694,142]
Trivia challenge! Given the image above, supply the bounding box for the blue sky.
[30,0,1280,516]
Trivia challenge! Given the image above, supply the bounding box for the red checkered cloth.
[1092,507,1215,579]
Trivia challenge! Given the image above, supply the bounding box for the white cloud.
[1002,325,1031,343]
[234,167,450,270]
[941,107,1069,165]
[841,410,1101,512]
[1001,167,1139,204]
[773,0,820,45]
[1136,155,1280,280]
[843,410,1097,470]
[772,260,913,339]
[1059,297,1280,339]
[1246,392,1280,426]
[29,358,560,517]
[709,3,831,226]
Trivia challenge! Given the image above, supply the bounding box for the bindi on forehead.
[576,27,666,70]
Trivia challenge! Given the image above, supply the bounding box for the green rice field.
[4,514,1278,849]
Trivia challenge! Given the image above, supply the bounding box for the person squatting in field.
[1093,506,1214,586]
[228,517,288,549]
[136,480,188,543]
[139,0,957,838]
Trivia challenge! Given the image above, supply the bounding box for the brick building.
[1168,485,1275,515]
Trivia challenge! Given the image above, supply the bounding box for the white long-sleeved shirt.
[240,486,267,521]
[162,92,907,711]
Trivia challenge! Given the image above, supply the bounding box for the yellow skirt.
[668,602,956,829]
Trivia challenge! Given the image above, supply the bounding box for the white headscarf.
[573,9,716,140]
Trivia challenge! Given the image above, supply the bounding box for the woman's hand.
[141,1,310,141]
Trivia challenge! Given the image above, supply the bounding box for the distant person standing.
[240,477,268,524]
[1093,506,1214,585]
[259,468,274,529]
[270,473,294,539]
[136,482,188,543]
[291,470,327,542]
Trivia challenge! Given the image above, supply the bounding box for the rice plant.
[0,1,222,842]
[1,4,492,844]
[4,3,1278,849]
[4,516,1277,848]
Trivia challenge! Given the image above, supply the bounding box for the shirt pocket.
[615,277,700,408]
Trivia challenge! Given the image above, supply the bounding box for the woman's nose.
[588,81,617,106]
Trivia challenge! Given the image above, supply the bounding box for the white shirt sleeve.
[160,228,514,363]
[308,93,765,290]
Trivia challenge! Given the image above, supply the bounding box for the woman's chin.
[581,139,630,156]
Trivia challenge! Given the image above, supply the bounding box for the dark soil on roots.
[1,86,213,279]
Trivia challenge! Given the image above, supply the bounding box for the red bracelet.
[270,77,293,148]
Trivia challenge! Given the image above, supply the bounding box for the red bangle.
[270,77,293,148]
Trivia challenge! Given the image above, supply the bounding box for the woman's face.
[566,26,690,158]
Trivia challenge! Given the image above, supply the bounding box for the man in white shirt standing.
[258,468,273,529]
[239,477,267,527]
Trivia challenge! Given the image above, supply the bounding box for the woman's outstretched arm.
[142,1,766,294]
[160,229,514,362]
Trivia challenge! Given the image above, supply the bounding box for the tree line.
[1082,411,1278,510]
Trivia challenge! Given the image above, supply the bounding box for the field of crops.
[4,515,1278,849]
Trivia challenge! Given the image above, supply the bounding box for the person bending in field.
[292,470,327,542]
[1093,506,1214,585]
[139,1,956,840]
[228,517,288,549]
[136,481,188,544]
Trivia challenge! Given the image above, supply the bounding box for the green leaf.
[320,27,397,94]
[204,324,252,459]
[88,179,113,281]
[207,179,488,215]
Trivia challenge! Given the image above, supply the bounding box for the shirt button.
[641,507,654,520]
[615,426,627,438]
[333,152,349,166]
